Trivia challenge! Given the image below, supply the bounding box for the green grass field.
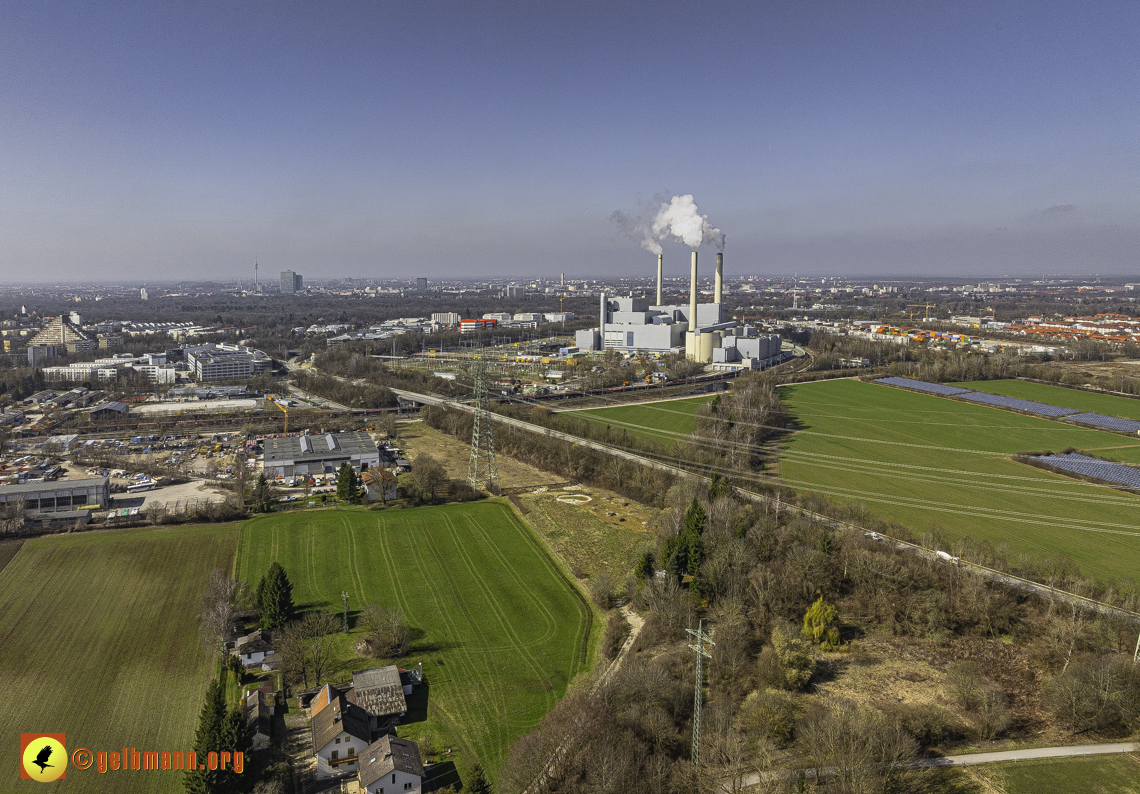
[778,379,1140,581]
[0,524,239,794]
[978,755,1140,793]
[234,501,596,779]
[567,394,714,446]
[953,379,1140,421]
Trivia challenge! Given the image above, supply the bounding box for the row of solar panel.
[873,377,972,396]
[1066,413,1140,434]
[876,377,1140,432]
[1032,453,1140,489]
[958,391,1079,417]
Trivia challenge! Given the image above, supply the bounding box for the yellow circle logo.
[22,736,67,782]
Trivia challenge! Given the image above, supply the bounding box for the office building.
[281,270,303,294]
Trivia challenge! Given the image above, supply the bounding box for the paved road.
[725,742,1139,790]
[921,741,1137,767]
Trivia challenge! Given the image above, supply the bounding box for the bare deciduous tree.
[360,604,411,658]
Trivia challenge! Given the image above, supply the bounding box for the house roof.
[246,691,271,738]
[311,689,371,751]
[359,735,424,788]
[237,631,274,655]
[351,666,407,717]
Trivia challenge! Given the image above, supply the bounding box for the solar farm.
[1031,452,1140,489]
[779,379,1140,582]
[879,376,1140,429]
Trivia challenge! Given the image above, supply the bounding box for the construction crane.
[266,396,289,433]
[907,303,937,321]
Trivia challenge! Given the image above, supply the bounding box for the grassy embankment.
[566,394,714,447]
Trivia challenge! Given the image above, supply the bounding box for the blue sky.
[1,1,1138,281]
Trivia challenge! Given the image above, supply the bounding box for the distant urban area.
[5,267,1140,794]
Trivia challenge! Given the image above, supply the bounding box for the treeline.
[802,332,922,371]
[312,345,470,398]
[292,370,397,409]
[490,372,790,480]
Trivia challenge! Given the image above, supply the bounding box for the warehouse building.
[262,432,380,481]
[0,476,110,513]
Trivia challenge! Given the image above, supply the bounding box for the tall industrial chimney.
[599,291,607,332]
[715,252,723,304]
[689,251,698,330]
[656,253,663,306]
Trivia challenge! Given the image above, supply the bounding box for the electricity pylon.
[688,620,714,766]
[467,357,500,493]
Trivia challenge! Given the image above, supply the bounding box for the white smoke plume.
[610,199,665,255]
[651,194,725,251]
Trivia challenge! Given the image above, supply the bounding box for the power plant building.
[575,251,784,367]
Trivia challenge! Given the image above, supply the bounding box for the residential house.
[233,630,276,669]
[358,735,424,794]
[311,684,372,779]
[349,667,408,733]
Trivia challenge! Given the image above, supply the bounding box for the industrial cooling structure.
[575,251,783,367]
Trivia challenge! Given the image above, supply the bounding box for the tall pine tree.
[258,562,294,630]
[468,763,493,794]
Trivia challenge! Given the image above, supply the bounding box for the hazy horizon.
[3,2,1139,281]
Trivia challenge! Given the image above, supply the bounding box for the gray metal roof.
[0,476,108,497]
[263,431,378,465]
[359,735,424,787]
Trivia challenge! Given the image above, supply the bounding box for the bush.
[803,596,838,647]
[602,612,629,660]
[769,624,816,691]
[589,572,615,610]
[738,688,798,748]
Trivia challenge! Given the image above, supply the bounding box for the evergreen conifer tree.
[468,763,493,794]
[336,462,358,500]
[258,562,294,630]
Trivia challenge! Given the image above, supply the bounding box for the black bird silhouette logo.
[32,744,53,773]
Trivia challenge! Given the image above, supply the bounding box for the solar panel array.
[959,391,1079,417]
[874,377,973,396]
[1066,413,1140,434]
[1032,453,1140,489]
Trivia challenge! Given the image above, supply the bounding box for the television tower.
[467,357,500,493]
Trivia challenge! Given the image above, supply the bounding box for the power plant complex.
[575,251,783,368]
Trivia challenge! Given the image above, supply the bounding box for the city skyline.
[2,1,1139,281]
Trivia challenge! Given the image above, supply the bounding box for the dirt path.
[593,605,645,691]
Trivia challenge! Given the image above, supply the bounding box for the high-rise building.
[280,270,303,294]
[140,288,148,300]
[416,277,428,290]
